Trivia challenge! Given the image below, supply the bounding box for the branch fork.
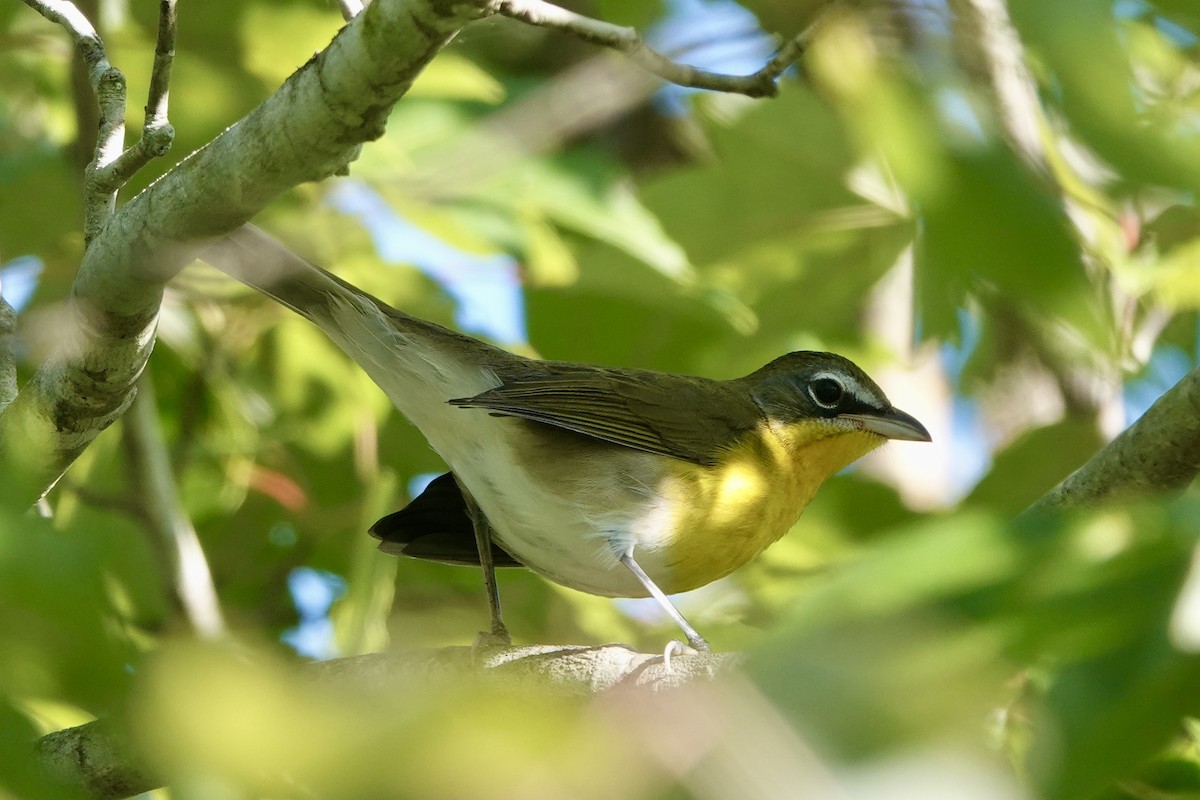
[22,0,178,240]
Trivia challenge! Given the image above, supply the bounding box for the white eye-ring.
[808,375,845,409]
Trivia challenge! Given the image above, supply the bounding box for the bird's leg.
[619,549,711,652]
[457,480,511,648]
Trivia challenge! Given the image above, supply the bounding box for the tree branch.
[1028,365,1200,513]
[496,0,806,99]
[37,644,735,800]
[36,719,154,800]
[0,0,484,507]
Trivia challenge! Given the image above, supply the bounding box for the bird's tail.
[202,225,502,428]
[204,224,399,332]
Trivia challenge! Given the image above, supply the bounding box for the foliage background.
[2,0,1200,798]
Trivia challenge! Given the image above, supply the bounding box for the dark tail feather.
[369,472,522,568]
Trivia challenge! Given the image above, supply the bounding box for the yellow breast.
[654,420,885,593]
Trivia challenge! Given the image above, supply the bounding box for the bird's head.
[743,351,931,446]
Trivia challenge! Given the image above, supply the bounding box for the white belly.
[439,424,676,598]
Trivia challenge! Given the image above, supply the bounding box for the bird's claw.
[661,638,708,672]
[471,625,512,662]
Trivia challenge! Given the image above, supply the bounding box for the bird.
[214,230,931,651]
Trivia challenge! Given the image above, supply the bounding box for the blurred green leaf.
[917,146,1101,343]
[132,638,660,800]
[485,150,694,283]
[0,508,135,715]
[751,513,1017,757]
[967,419,1106,515]
[1009,1,1200,192]
[738,0,829,37]
[240,4,340,87]
[641,86,859,268]
[751,499,1200,798]
[408,55,508,104]
[594,0,666,29]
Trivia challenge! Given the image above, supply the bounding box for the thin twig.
[124,375,226,638]
[92,0,177,190]
[22,0,177,238]
[145,0,175,128]
[22,0,126,240]
[21,0,108,81]
[496,0,805,99]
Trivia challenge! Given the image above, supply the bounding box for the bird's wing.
[369,472,523,567]
[449,367,761,466]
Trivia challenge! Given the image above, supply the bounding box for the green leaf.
[409,55,507,104]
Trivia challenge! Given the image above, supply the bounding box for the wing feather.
[449,367,761,465]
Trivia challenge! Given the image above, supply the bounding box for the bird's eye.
[809,377,844,409]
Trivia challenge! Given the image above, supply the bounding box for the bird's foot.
[661,637,709,672]
[470,624,512,661]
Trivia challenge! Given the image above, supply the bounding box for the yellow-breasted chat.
[216,232,930,651]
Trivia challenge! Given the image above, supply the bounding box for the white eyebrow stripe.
[812,370,884,407]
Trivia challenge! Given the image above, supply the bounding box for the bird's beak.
[840,407,932,442]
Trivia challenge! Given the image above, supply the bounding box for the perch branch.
[496,0,806,98]
[37,644,736,800]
